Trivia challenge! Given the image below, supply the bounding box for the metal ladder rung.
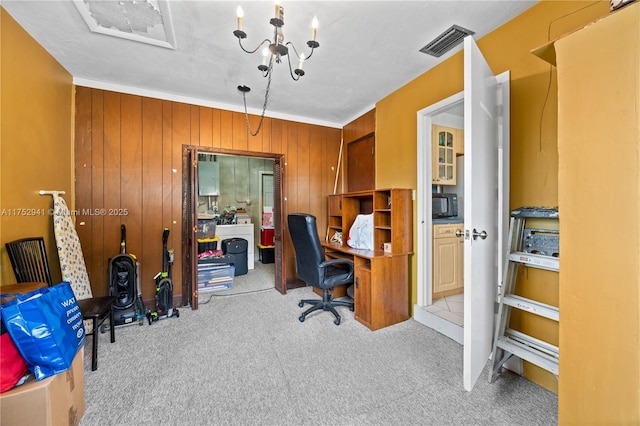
[496,331,559,375]
[502,294,559,321]
[508,251,559,272]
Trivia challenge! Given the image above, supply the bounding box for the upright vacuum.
[107,224,147,328]
[147,228,179,324]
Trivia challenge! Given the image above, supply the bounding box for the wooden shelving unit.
[322,188,413,330]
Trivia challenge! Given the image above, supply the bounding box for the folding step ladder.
[489,207,560,382]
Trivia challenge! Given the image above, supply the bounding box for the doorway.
[182,145,286,310]
[415,93,466,344]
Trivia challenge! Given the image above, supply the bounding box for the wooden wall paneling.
[247,115,263,153]
[141,97,164,302]
[260,117,272,153]
[363,109,375,135]
[233,111,248,151]
[343,108,374,143]
[171,103,190,292]
[120,95,143,285]
[220,110,233,149]
[271,119,282,154]
[161,101,173,242]
[89,89,105,295]
[103,91,122,295]
[190,105,199,147]
[297,124,311,212]
[211,108,221,148]
[199,106,213,148]
[74,88,94,288]
[309,126,323,231]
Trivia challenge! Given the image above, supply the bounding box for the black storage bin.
[221,238,248,276]
[260,246,275,264]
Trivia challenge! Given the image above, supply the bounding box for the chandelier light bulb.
[262,48,270,66]
[236,6,244,31]
[274,1,282,20]
[298,53,306,70]
[311,15,318,41]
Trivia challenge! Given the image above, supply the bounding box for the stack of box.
[197,218,218,252]
[197,262,235,293]
[259,206,275,263]
[0,349,85,426]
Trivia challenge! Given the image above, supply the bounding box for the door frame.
[416,91,464,313]
[181,145,286,309]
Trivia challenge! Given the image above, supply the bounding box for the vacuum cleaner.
[147,228,179,324]
[107,224,147,329]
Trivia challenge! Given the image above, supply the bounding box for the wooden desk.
[0,282,48,303]
[322,241,409,331]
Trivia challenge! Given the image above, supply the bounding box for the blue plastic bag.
[0,282,85,380]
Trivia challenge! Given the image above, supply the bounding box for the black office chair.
[5,237,53,286]
[287,213,354,325]
[5,236,116,371]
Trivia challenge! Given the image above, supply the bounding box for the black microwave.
[432,193,458,218]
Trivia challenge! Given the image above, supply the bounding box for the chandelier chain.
[242,58,274,137]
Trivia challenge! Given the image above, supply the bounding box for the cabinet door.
[347,134,375,192]
[433,236,458,293]
[354,267,372,327]
[432,125,457,185]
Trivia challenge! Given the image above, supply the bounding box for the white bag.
[347,214,374,250]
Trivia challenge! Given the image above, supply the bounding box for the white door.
[463,36,509,391]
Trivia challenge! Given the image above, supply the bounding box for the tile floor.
[425,293,464,326]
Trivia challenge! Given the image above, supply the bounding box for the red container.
[260,227,274,246]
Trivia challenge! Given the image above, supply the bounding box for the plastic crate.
[197,263,234,293]
[197,219,216,239]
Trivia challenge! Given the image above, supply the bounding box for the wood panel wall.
[343,109,375,143]
[75,87,342,305]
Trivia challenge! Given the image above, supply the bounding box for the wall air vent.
[419,25,475,57]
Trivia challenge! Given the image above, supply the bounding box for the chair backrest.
[287,213,325,287]
[5,237,53,286]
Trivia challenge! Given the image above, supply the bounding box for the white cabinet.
[432,223,464,298]
[216,224,254,270]
[432,125,458,185]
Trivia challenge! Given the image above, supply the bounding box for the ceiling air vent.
[419,25,475,57]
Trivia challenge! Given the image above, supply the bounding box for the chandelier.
[233,2,319,136]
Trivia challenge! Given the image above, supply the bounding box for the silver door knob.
[455,229,464,237]
[472,229,488,240]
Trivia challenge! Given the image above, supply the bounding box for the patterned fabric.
[53,195,93,301]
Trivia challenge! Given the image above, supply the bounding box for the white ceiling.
[3,1,538,128]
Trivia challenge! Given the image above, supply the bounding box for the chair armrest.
[319,258,354,274]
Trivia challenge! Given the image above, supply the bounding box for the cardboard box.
[0,348,85,426]
[262,206,273,227]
